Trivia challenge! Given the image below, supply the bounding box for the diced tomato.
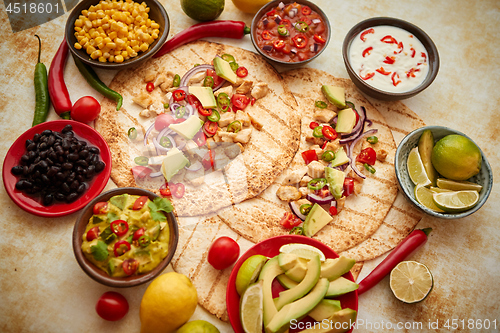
[203,121,218,135]
[193,130,206,147]
[343,178,354,197]
[122,259,138,275]
[231,94,250,110]
[172,183,185,198]
[309,121,319,129]
[86,226,100,241]
[317,188,331,198]
[132,196,148,210]
[322,126,338,140]
[301,149,318,165]
[236,66,248,78]
[279,212,302,229]
[131,166,152,179]
[356,147,377,165]
[202,150,214,171]
[206,69,223,87]
[93,202,108,215]
[172,89,186,102]
[407,68,420,78]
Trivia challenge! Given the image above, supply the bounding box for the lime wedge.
[390,261,433,303]
[436,178,483,192]
[240,281,263,333]
[235,255,268,296]
[432,190,479,213]
[429,186,452,193]
[407,147,432,186]
[279,243,326,262]
[414,185,444,212]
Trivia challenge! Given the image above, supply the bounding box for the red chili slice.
[391,72,402,86]
[309,121,319,129]
[198,107,213,117]
[360,28,374,42]
[357,147,377,165]
[322,126,338,141]
[250,97,256,106]
[113,240,131,257]
[122,259,138,275]
[132,196,148,210]
[146,82,154,92]
[381,35,398,44]
[273,39,286,50]
[421,52,427,62]
[292,34,308,48]
[93,202,108,215]
[313,34,327,44]
[110,220,129,237]
[393,41,404,54]
[172,89,186,102]
[360,72,375,80]
[236,66,248,78]
[204,121,218,135]
[410,47,416,58]
[362,46,373,57]
[160,185,171,197]
[172,183,185,198]
[301,6,311,15]
[329,206,338,216]
[193,130,207,147]
[280,19,291,29]
[376,67,392,75]
[262,30,272,40]
[383,56,396,64]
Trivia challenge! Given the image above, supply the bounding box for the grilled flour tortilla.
[95,41,300,216]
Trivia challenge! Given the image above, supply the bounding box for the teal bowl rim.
[395,126,493,219]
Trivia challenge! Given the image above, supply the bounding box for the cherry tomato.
[133,227,145,241]
[172,182,185,198]
[279,212,302,229]
[356,147,377,165]
[322,126,338,141]
[71,96,101,123]
[146,82,154,92]
[329,206,338,216]
[204,121,218,135]
[93,202,108,215]
[292,34,308,48]
[236,66,248,78]
[231,94,250,110]
[309,121,319,129]
[122,259,139,275]
[114,240,131,257]
[110,220,129,237]
[187,93,202,109]
[208,236,240,270]
[154,113,176,131]
[95,291,129,321]
[172,89,186,101]
[132,195,148,210]
[343,178,354,197]
[86,226,100,241]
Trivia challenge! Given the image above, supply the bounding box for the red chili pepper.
[421,52,427,62]
[362,47,373,57]
[383,56,395,64]
[273,39,286,50]
[113,240,131,257]
[154,21,251,58]
[146,82,154,92]
[266,9,276,16]
[329,206,338,216]
[391,72,402,86]
[301,6,311,15]
[313,34,326,44]
[322,126,338,140]
[360,28,374,42]
[381,35,398,44]
[250,97,256,106]
[393,41,404,54]
[360,72,375,80]
[357,228,432,295]
[48,40,71,119]
[407,68,420,78]
[309,121,319,129]
[262,30,272,40]
[236,66,248,78]
[292,34,308,48]
[376,67,392,75]
[173,89,186,101]
[172,182,185,198]
[410,47,416,58]
[110,220,129,237]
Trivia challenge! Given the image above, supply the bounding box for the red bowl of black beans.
[3,120,112,217]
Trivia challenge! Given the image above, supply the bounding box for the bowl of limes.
[395,126,493,219]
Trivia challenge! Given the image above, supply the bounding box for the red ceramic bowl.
[3,120,111,217]
[226,235,358,333]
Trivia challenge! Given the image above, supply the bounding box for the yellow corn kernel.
[86,45,96,54]
[132,45,140,52]
[121,51,128,57]
[95,3,102,10]
[141,32,150,41]
[141,13,148,20]
[88,5,96,12]
[109,55,115,62]
[75,27,82,33]
[101,16,109,24]
[97,26,104,34]
[84,20,92,29]
[130,39,139,47]
[151,22,159,29]
[140,25,147,32]
[95,36,104,44]
[103,37,112,44]
[108,31,118,40]
[80,37,89,45]
[75,19,83,27]
[139,42,148,52]
[102,23,110,30]
[74,43,83,50]
[88,12,97,20]
[89,39,96,46]
[90,50,102,59]
[115,55,124,63]
[81,9,88,16]
[150,34,157,42]
[152,28,159,35]
[98,56,107,62]
[145,19,151,27]
[106,42,117,49]
[115,38,126,47]
[113,50,121,55]
[97,10,105,19]
[97,42,105,50]
[76,35,84,42]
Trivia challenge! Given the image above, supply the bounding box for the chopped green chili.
[217,92,230,111]
[163,103,169,109]
[364,163,376,174]
[229,62,239,72]
[345,101,356,110]
[367,136,378,144]
[173,74,180,87]
[221,54,236,62]
[227,120,242,133]
[134,156,149,166]
[138,235,151,247]
[321,150,335,162]
[308,178,327,191]
[289,226,304,235]
[176,106,186,118]
[277,24,289,36]
[160,136,172,148]
[294,21,309,32]
[203,75,214,88]
[313,125,324,138]
[299,204,312,215]
[128,127,137,140]
[207,109,220,122]
[315,100,327,109]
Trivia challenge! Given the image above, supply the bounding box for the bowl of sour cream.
[342,17,439,100]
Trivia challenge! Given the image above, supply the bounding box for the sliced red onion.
[332,116,338,125]
[291,48,297,54]
[329,163,348,172]
[275,15,281,24]
[157,126,173,140]
[307,193,334,205]
[263,18,269,26]
[331,200,337,208]
[186,104,195,118]
[366,119,373,127]
[312,18,321,25]
[289,7,297,18]
[143,122,155,146]
[185,160,202,172]
[310,43,319,53]
[289,201,307,221]
[180,65,213,87]
[346,128,379,179]
[153,137,171,152]
[176,139,187,151]
[263,45,273,52]
[278,2,285,9]
[340,106,366,142]
[149,170,163,178]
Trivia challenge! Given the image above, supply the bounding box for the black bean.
[34,170,41,179]
[79,149,89,159]
[33,133,40,142]
[70,180,79,190]
[25,139,34,148]
[77,183,87,193]
[21,154,30,164]
[38,142,47,150]
[89,147,100,154]
[62,162,73,170]
[22,166,29,176]
[33,156,41,164]
[42,130,52,136]
[39,150,47,159]
[27,164,35,174]
[55,193,65,201]
[11,166,23,175]
[42,194,54,206]
[56,172,66,181]
[38,160,48,170]
[95,161,105,172]
[67,172,76,182]
[66,192,78,202]
[65,131,75,138]
[61,139,70,150]
[27,142,36,151]
[61,125,72,133]
[62,182,70,193]
[76,160,88,168]
[77,174,85,182]
[68,153,79,162]
[49,151,58,160]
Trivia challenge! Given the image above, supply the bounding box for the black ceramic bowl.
[251,0,330,67]
[342,17,439,100]
[65,0,169,70]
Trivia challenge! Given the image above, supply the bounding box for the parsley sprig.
[148,197,173,221]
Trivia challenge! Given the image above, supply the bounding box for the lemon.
[231,0,272,14]
[436,178,483,192]
[432,190,479,213]
[177,320,220,333]
[390,261,433,303]
[407,147,432,186]
[431,134,482,181]
[181,0,225,21]
[279,243,326,262]
[240,281,264,333]
[414,184,444,213]
[140,272,198,333]
[429,186,452,193]
[236,255,268,296]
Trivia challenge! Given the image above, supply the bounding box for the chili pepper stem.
[35,35,41,63]
[420,227,432,236]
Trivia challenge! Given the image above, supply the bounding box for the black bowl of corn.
[65,0,169,70]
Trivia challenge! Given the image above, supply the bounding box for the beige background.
[0,0,499,332]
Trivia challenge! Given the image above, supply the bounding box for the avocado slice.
[266,278,330,333]
[303,203,333,237]
[321,85,346,109]
[275,255,321,310]
[308,299,342,322]
[109,194,128,210]
[418,129,438,186]
[328,147,349,168]
[213,56,237,84]
[278,252,299,271]
[335,108,357,134]
[300,308,357,333]
[325,167,345,199]
[188,86,217,108]
[324,277,359,298]
[258,256,285,328]
[320,257,356,281]
[276,273,298,289]
[284,258,309,283]
[108,258,122,276]
[160,147,189,182]
[169,115,204,140]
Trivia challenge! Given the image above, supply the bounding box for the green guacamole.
[81,193,171,277]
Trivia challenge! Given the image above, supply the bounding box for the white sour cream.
[349,25,429,93]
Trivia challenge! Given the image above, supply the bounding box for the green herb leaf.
[148,197,173,222]
[91,240,109,261]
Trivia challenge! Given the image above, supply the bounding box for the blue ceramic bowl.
[395,126,493,219]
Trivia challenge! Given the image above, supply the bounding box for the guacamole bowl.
[73,187,178,287]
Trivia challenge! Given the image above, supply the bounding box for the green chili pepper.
[221,54,236,62]
[227,120,242,133]
[163,103,169,109]
[313,125,324,138]
[207,109,220,122]
[308,178,327,191]
[299,204,312,215]
[134,156,149,166]
[277,24,289,36]
[364,163,376,174]
[176,106,186,118]
[138,235,151,247]
[367,136,378,144]
[294,21,309,32]
[289,226,304,235]
[217,92,230,111]
[229,61,239,72]
[321,150,335,162]
[194,63,200,67]
[128,127,137,140]
[160,136,172,148]
[173,74,180,87]
[203,75,214,88]
[315,100,327,109]
[345,101,356,111]
[72,55,123,111]
[32,35,50,127]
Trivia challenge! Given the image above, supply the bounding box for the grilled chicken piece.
[277,186,302,202]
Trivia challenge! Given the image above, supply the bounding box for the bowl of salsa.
[73,187,178,287]
[251,0,330,66]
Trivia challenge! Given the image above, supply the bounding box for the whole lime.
[181,0,225,21]
[177,320,220,333]
[431,134,481,181]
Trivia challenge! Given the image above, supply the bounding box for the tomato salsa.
[81,194,171,277]
[254,2,329,63]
